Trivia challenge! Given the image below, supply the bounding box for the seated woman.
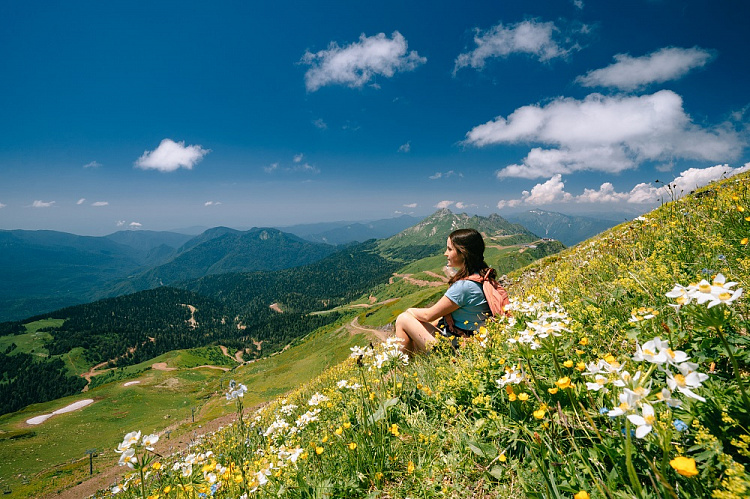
[394,228,492,354]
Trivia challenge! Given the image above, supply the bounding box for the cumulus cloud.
[435,200,455,209]
[293,154,304,163]
[116,220,126,227]
[205,201,222,206]
[77,198,86,205]
[302,31,426,92]
[91,201,109,207]
[464,90,744,179]
[429,170,463,180]
[403,203,418,208]
[264,162,279,174]
[455,202,477,210]
[496,163,750,208]
[129,222,142,228]
[32,200,55,208]
[83,161,101,168]
[135,139,210,172]
[577,47,713,91]
[454,20,585,74]
[398,141,411,153]
[0,202,6,209]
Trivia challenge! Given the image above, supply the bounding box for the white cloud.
[293,154,304,163]
[0,202,6,209]
[577,47,713,91]
[83,161,101,168]
[435,200,454,209]
[77,198,86,205]
[302,31,426,92]
[91,201,109,207]
[116,220,126,227]
[498,163,750,207]
[32,200,55,208]
[129,222,142,228]
[463,90,744,179]
[135,139,210,172]
[205,201,222,206]
[496,199,522,210]
[573,0,584,9]
[455,202,477,210]
[398,141,411,153]
[312,118,328,130]
[293,163,320,174]
[403,203,418,208]
[454,20,584,74]
[264,162,279,174]
[429,170,463,180]
[265,160,319,174]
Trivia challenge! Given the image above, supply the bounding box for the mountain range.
[505,209,623,246]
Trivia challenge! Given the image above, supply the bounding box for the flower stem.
[624,419,643,497]
[714,325,750,413]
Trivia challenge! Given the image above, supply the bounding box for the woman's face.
[445,237,464,269]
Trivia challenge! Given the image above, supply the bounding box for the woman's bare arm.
[406,296,459,323]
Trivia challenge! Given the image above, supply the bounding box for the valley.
[0,209,566,497]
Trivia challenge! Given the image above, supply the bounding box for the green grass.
[0,318,65,357]
[0,317,367,498]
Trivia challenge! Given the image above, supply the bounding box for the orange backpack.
[463,269,510,319]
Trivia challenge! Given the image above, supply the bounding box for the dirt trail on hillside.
[347,316,391,342]
[389,273,446,287]
[51,407,257,499]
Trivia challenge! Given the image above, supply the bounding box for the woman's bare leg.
[395,312,440,354]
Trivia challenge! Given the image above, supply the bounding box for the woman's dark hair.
[448,228,495,284]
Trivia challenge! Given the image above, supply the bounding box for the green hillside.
[89,172,748,498]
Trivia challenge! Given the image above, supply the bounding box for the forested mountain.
[506,209,622,246]
[377,208,541,260]
[0,230,149,321]
[0,227,338,322]
[109,228,339,295]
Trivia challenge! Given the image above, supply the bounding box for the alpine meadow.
[2,1,750,498]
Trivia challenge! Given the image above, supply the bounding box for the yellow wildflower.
[574,491,590,499]
[518,393,529,401]
[742,238,748,245]
[670,456,698,477]
[579,337,589,346]
[407,461,415,474]
[163,486,172,494]
[555,377,572,390]
[498,452,507,462]
[315,446,324,455]
[563,360,574,368]
[335,427,343,436]
[533,408,545,419]
[576,362,586,371]
[343,422,351,429]
[348,442,357,450]
[548,387,559,394]
[152,462,162,470]
[508,393,517,401]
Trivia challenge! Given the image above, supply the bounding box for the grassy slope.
[93,172,748,498]
[0,319,367,498]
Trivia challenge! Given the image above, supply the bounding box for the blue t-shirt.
[445,279,490,331]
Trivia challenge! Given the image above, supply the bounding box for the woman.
[394,228,492,354]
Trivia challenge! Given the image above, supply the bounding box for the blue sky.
[1,0,748,235]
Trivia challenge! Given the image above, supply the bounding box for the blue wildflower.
[599,407,609,415]
[673,419,688,432]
